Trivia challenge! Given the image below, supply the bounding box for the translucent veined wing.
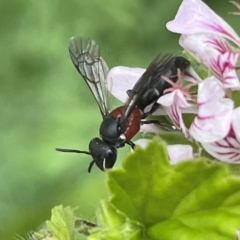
[123,54,177,118]
[69,37,110,117]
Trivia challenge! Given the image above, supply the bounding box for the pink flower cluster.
[106,0,240,165]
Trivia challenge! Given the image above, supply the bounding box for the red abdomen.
[110,106,142,141]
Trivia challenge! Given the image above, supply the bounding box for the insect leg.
[141,120,179,131]
[142,102,161,118]
[126,140,135,149]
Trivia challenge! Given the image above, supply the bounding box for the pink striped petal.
[190,99,233,142]
[107,66,145,102]
[201,133,240,163]
[189,77,234,142]
[179,34,234,61]
[201,107,240,163]
[157,90,192,136]
[166,0,240,45]
[157,89,191,108]
[209,52,240,89]
[180,34,240,89]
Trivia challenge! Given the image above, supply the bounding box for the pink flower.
[201,107,240,163]
[152,67,199,137]
[180,34,240,89]
[107,65,198,137]
[166,0,240,45]
[166,0,240,89]
[167,144,194,164]
[157,89,193,137]
[189,77,234,142]
[107,64,199,104]
[134,139,194,164]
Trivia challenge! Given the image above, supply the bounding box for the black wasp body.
[56,37,190,172]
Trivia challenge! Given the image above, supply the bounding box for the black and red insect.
[56,37,190,172]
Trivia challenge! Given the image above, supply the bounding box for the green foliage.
[29,141,240,240]
[89,201,142,240]
[106,141,240,239]
[46,206,77,240]
[25,206,83,240]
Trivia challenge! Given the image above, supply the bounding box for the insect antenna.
[88,160,95,173]
[55,148,91,155]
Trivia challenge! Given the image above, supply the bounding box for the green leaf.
[24,229,57,240]
[107,140,240,240]
[46,205,83,240]
[88,201,142,240]
[25,206,83,240]
[46,205,75,240]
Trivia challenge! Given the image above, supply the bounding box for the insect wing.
[123,54,176,118]
[69,37,110,117]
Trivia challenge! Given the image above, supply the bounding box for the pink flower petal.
[210,52,240,89]
[134,140,194,164]
[190,99,233,142]
[166,0,240,44]
[197,76,225,104]
[180,34,240,89]
[167,144,193,164]
[157,89,191,108]
[201,108,240,163]
[189,77,234,142]
[107,66,145,102]
[180,34,233,61]
[158,90,192,136]
[204,34,233,53]
[201,135,240,163]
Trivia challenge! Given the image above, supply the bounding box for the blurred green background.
[0,0,238,239]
